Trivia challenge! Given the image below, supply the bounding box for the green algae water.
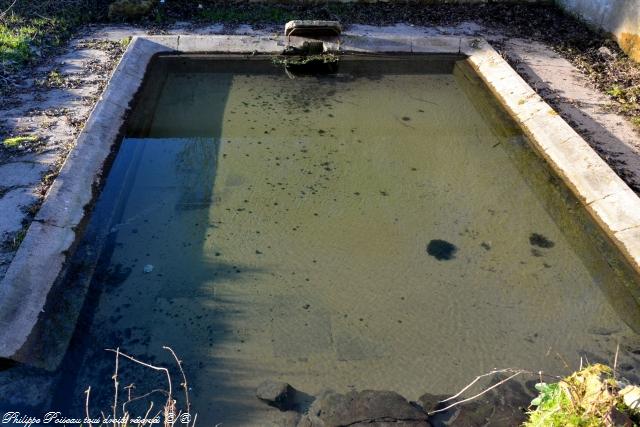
[7,55,640,425]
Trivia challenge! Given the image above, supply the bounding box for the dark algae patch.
[426,239,457,261]
[529,232,555,249]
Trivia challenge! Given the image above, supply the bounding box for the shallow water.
[5,56,640,425]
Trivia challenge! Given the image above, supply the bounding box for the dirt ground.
[0,3,639,283]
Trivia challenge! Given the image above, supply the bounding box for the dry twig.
[95,347,193,427]
[0,0,17,20]
[429,368,563,415]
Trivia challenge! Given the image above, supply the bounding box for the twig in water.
[430,367,563,416]
[105,348,174,400]
[164,346,191,415]
[113,347,120,427]
[122,389,168,415]
[429,371,525,415]
[96,347,195,427]
[85,387,93,427]
[613,343,620,380]
[555,352,571,371]
[0,0,17,21]
[439,368,520,403]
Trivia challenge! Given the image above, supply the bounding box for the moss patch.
[2,135,40,149]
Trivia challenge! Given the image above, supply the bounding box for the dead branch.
[430,367,564,416]
[163,346,190,415]
[429,371,525,415]
[613,343,620,380]
[84,386,93,427]
[112,347,120,427]
[105,348,173,400]
[0,0,17,20]
[439,368,518,404]
[122,389,169,415]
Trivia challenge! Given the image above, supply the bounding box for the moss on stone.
[2,135,39,149]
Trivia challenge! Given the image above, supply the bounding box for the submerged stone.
[426,240,457,261]
[256,380,296,411]
[529,233,555,248]
[421,375,533,427]
[417,393,450,413]
[298,389,429,427]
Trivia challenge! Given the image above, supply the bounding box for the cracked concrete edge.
[463,37,640,274]
[2,34,640,363]
[0,222,75,359]
[0,36,179,361]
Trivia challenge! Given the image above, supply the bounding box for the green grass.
[0,0,103,74]
[524,364,639,427]
[0,24,37,64]
[41,69,66,87]
[7,227,28,251]
[0,16,74,69]
[607,85,624,98]
[2,135,39,149]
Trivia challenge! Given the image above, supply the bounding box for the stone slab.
[615,226,640,274]
[0,222,75,359]
[177,35,283,53]
[588,189,640,233]
[0,187,39,237]
[0,37,154,361]
[284,20,342,37]
[0,162,48,188]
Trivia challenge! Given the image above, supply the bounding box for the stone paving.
[0,21,639,285]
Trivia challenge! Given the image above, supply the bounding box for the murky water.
[4,56,640,425]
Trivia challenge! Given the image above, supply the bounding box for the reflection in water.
[4,57,640,426]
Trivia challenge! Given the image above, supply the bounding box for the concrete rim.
[1,34,639,364]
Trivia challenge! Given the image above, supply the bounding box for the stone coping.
[1,34,639,364]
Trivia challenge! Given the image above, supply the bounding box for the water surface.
[8,56,640,426]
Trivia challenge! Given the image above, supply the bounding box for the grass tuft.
[524,364,639,426]
[0,24,37,64]
[2,135,39,149]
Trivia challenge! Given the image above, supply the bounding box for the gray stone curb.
[461,37,640,274]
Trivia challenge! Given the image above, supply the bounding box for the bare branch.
[0,0,17,21]
[105,348,173,400]
[123,389,170,414]
[163,346,190,414]
[429,371,524,415]
[84,387,93,427]
[613,343,620,380]
[141,401,154,427]
[112,347,120,427]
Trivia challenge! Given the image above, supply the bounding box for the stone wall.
[556,0,640,61]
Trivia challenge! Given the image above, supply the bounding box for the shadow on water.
[9,58,277,424]
[6,54,640,423]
